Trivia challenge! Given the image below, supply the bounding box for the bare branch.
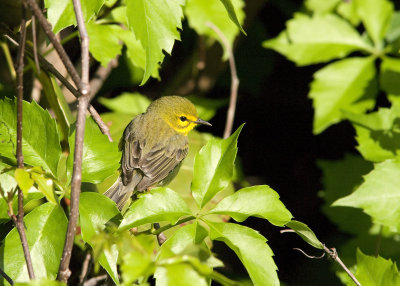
[293,248,325,259]
[14,5,36,280]
[84,274,108,286]
[0,268,13,286]
[88,106,113,142]
[31,16,40,73]
[206,22,239,139]
[89,58,118,100]
[79,253,92,285]
[58,0,91,281]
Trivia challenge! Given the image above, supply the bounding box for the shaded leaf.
[355,0,393,45]
[208,185,292,226]
[126,0,184,85]
[192,124,243,208]
[186,0,245,59]
[353,249,400,286]
[208,222,278,286]
[0,203,67,283]
[0,192,43,223]
[263,13,372,66]
[380,57,400,96]
[119,187,192,231]
[333,159,400,231]
[67,116,120,184]
[309,57,376,134]
[285,220,324,249]
[0,98,62,178]
[305,0,340,14]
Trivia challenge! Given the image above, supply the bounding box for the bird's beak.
[194,118,212,126]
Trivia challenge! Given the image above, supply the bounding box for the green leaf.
[309,57,376,134]
[0,98,62,178]
[187,96,228,122]
[44,0,105,34]
[126,0,184,85]
[354,249,400,286]
[208,222,278,286]
[79,192,122,284]
[0,203,67,283]
[208,185,292,226]
[0,160,17,195]
[192,124,243,208]
[385,12,400,43]
[0,192,43,223]
[31,171,57,204]
[333,159,400,231]
[285,220,324,249]
[263,13,372,66]
[343,105,400,162]
[186,0,245,59]
[355,0,394,45]
[87,23,123,67]
[98,92,151,115]
[67,116,120,184]
[318,154,373,235]
[305,0,340,14]
[155,263,208,286]
[119,187,192,231]
[14,280,66,286]
[337,0,361,26]
[14,169,33,195]
[380,57,400,96]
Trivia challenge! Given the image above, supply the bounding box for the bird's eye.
[179,116,187,122]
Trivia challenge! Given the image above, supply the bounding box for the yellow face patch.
[166,114,198,135]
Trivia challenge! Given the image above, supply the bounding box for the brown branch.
[0,268,13,286]
[14,6,36,280]
[84,274,108,286]
[1,24,112,142]
[89,58,118,100]
[31,16,40,74]
[58,0,91,282]
[206,22,239,139]
[79,253,92,285]
[153,223,167,246]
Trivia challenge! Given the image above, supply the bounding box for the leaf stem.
[0,42,16,80]
[210,271,241,286]
[149,216,196,235]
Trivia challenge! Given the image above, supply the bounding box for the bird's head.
[148,96,211,135]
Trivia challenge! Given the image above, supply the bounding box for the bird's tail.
[104,173,142,210]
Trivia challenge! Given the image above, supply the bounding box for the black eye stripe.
[180,116,187,122]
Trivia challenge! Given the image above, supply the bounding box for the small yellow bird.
[104,96,211,210]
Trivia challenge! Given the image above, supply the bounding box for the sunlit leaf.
[0,161,17,195]
[380,57,400,96]
[309,57,376,134]
[0,98,62,178]
[285,220,323,249]
[126,0,184,85]
[67,116,120,184]
[192,124,243,208]
[155,262,208,286]
[263,13,372,66]
[0,203,67,283]
[99,92,151,115]
[208,185,292,226]
[119,187,192,231]
[333,159,400,231]
[305,0,340,14]
[14,280,66,286]
[14,168,33,195]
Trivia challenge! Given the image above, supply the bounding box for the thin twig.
[83,274,108,286]
[293,248,325,259]
[57,0,91,281]
[1,24,112,141]
[31,16,40,74]
[89,58,118,100]
[79,253,92,285]
[206,22,239,139]
[0,267,14,286]
[14,6,36,280]
[323,245,361,286]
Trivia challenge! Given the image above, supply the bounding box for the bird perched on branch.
[104,96,211,210]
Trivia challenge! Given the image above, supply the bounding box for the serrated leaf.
[344,105,400,162]
[44,0,105,34]
[155,263,208,286]
[126,0,184,85]
[14,169,33,195]
[67,116,120,184]
[285,220,324,249]
[0,203,67,283]
[186,0,245,59]
[87,23,123,67]
[263,13,372,66]
[333,159,400,231]
[208,222,278,286]
[318,154,373,235]
[192,124,243,208]
[99,92,151,114]
[119,187,192,231]
[380,57,400,96]
[355,0,393,45]
[208,185,292,226]
[354,249,400,286]
[0,98,62,178]
[79,192,122,284]
[309,57,376,134]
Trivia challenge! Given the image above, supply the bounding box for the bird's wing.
[136,135,188,191]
